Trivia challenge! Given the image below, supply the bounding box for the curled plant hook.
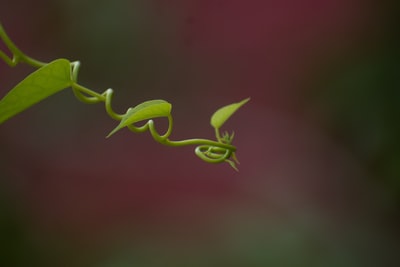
[0,21,248,170]
[195,145,232,163]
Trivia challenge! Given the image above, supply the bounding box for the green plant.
[0,22,249,170]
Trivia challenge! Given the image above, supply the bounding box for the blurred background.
[0,0,399,266]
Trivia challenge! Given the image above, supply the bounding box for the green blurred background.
[0,0,399,266]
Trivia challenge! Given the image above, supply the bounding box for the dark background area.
[1,0,399,266]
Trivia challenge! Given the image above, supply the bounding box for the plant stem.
[0,23,47,68]
[166,138,235,151]
[0,21,238,167]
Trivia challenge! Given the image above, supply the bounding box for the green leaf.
[0,59,72,124]
[107,99,172,137]
[211,98,250,129]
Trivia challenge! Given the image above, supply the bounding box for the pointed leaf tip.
[211,98,250,129]
[107,99,172,138]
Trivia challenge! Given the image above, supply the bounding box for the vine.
[0,22,249,170]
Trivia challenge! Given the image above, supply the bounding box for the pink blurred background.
[1,0,399,266]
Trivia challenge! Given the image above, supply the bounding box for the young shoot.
[0,22,249,170]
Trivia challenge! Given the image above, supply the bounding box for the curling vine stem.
[0,22,239,168]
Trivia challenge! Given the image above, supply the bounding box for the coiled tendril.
[0,22,246,170]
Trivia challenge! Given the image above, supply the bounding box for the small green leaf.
[107,99,172,137]
[0,59,72,124]
[211,98,250,129]
[226,159,239,172]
